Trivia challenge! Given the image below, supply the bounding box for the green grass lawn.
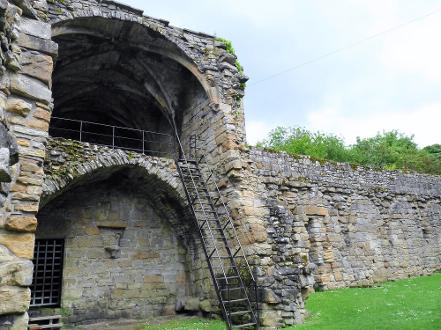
[292,272,441,330]
[143,317,225,330]
[142,273,441,330]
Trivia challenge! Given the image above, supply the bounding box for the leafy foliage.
[215,38,245,75]
[258,127,441,175]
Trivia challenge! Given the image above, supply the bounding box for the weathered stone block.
[17,32,58,56]
[0,148,11,182]
[262,288,281,304]
[199,299,212,312]
[248,219,267,243]
[0,232,35,259]
[0,313,29,330]
[18,17,51,40]
[13,203,38,213]
[0,124,18,165]
[0,259,33,286]
[33,107,50,122]
[20,51,53,85]
[11,313,29,330]
[27,117,49,131]
[6,97,32,117]
[5,215,37,232]
[304,206,329,217]
[10,74,51,103]
[0,286,30,314]
[184,297,200,311]
[9,0,37,18]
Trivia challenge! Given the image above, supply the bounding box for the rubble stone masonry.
[0,0,55,328]
[0,1,440,329]
[235,149,441,328]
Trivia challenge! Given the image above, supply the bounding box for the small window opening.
[30,239,65,307]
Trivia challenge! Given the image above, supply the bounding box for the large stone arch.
[34,139,215,324]
[42,139,185,207]
[1,1,246,328]
[45,0,249,162]
[50,16,220,112]
[48,3,220,99]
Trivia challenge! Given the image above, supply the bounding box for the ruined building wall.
[46,0,248,171]
[0,0,247,327]
[0,0,440,329]
[37,178,210,324]
[0,0,55,328]
[236,148,441,328]
[38,138,217,324]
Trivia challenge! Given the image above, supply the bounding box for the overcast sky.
[123,0,441,147]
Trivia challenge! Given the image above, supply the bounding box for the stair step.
[177,156,259,328]
[215,265,238,272]
[214,256,236,259]
[232,322,257,329]
[217,275,240,281]
[223,298,248,303]
[178,159,196,163]
[186,187,209,192]
[193,201,212,205]
[210,254,245,259]
[220,286,242,292]
[180,169,200,174]
[229,310,252,316]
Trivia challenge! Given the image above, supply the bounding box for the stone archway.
[42,139,185,208]
[32,140,215,324]
[0,1,247,328]
[49,13,219,159]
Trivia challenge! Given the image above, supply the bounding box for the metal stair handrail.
[177,134,259,329]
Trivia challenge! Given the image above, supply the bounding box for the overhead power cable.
[249,6,441,86]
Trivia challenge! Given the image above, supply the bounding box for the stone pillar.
[0,1,56,328]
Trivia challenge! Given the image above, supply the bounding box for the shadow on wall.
[0,123,18,185]
[32,166,216,325]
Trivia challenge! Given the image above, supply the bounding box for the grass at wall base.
[143,272,441,329]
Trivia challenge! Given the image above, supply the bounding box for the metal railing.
[49,117,175,157]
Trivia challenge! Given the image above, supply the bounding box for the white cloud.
[306,104,441,147]
[379,14,441,81]
[245,120,274,145]
[122,0,441,148]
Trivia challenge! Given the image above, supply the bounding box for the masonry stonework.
[0,0,55,328]
[0,1,439,329]
[228,149,441,328]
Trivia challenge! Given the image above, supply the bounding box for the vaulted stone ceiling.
[52,17,207,134]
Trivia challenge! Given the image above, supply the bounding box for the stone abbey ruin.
[0,0,440,329]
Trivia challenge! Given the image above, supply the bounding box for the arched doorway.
[50,17,211,157]
[33,165,212,325]
[30,15,218,326]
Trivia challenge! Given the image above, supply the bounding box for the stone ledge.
[100,0,143,16]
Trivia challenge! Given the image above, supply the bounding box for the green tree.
[423,144,441,160]
[258,127,349,162]
[258,127,441,175]
[350,131,420,170]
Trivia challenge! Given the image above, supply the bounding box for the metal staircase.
[176,137,259,329]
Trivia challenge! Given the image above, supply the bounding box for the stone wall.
[45,0,250,218]
[0,0,248,326]
[233,148,441,328]
[0,0,55,328]
[0,1,440,329]
[38,138,218,325]
[36,173,212,324]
